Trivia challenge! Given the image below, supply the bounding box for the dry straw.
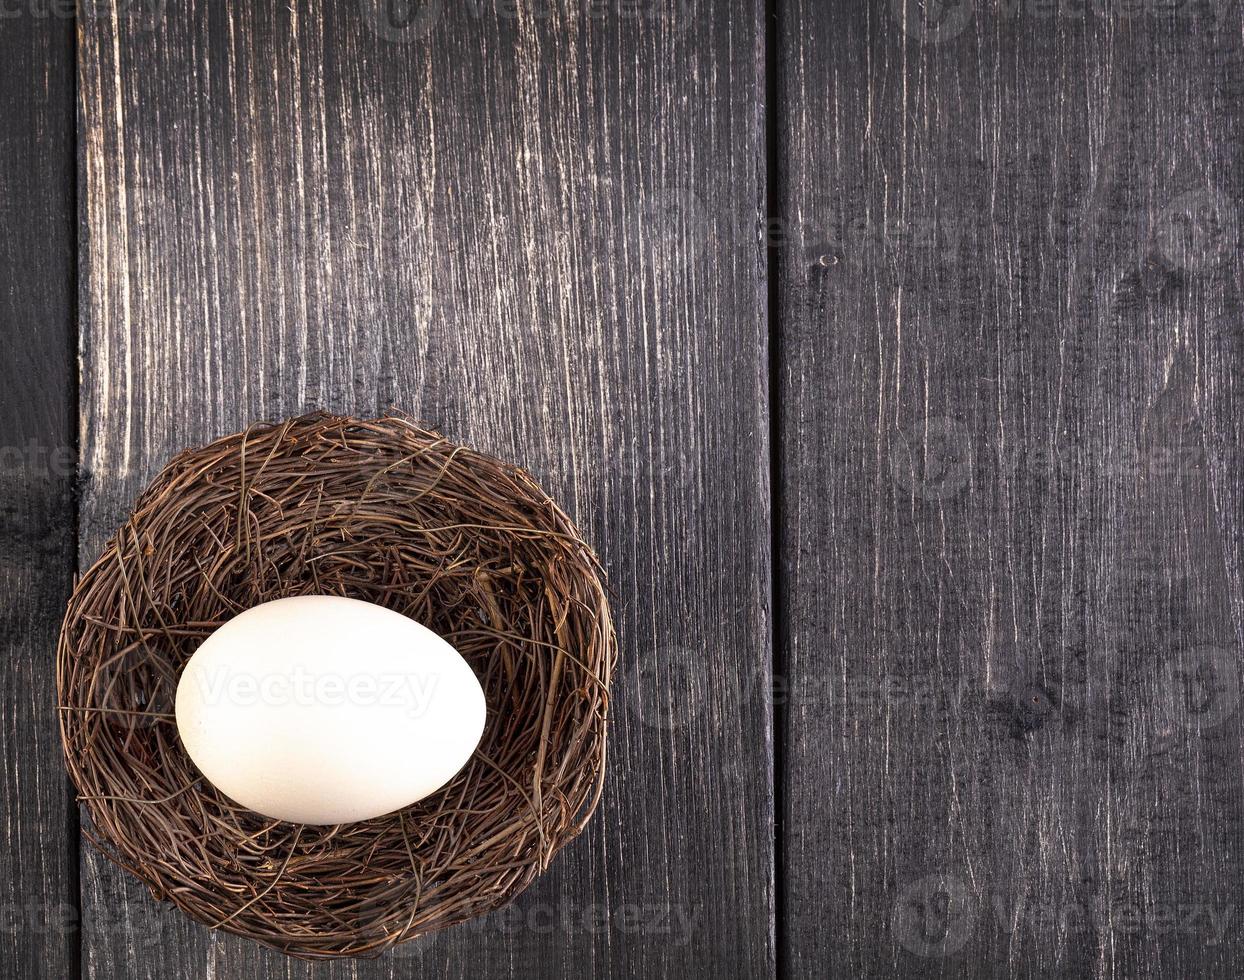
[56,412,616,959]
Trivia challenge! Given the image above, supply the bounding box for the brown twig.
[56,412,617,960]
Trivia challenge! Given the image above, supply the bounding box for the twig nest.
[56,413,617,959]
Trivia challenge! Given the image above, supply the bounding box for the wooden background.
[2,1,1243,977]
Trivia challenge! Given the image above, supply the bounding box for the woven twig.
[56,412,616,959]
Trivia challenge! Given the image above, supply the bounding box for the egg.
[174,595,486,825]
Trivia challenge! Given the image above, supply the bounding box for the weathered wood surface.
[778,2,1244,978]
[77,2,771,979]
[0,11,78,980]
[4,1,1241,978]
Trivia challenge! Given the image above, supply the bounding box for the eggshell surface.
[175,595,486,825]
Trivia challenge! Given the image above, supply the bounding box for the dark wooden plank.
[78,2,772,977]
[0,9,78,980]
[778,2,1244,977]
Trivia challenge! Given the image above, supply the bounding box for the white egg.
[174,595,486,825]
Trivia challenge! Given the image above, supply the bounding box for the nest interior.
[56,412,616,959]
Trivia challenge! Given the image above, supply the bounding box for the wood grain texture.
[77,2,772,978]
[778,1,1244,977]
[0,11,78,980]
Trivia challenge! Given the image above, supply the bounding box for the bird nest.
[56,412,616,959]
